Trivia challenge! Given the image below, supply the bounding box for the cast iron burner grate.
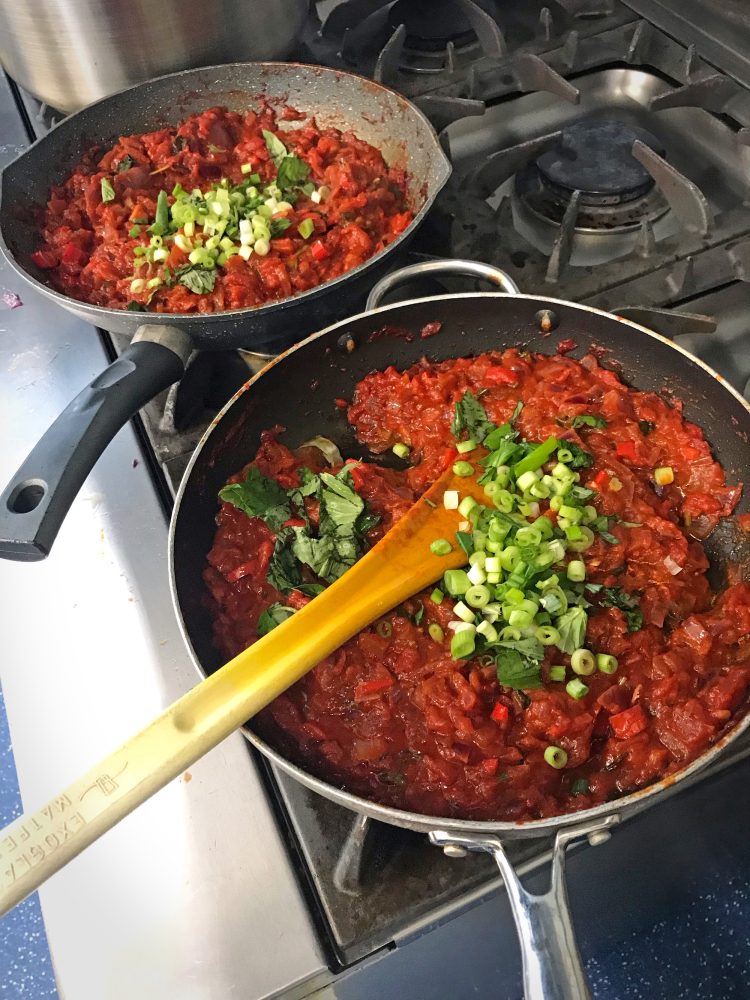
[515,120,670,231]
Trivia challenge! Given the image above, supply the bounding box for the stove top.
[8,0,750,976]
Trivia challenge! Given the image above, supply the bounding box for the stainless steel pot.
[0,0,309,112]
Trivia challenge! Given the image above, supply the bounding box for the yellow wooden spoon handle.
[0,469,480,915]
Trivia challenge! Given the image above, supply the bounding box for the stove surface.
[6,0,750,979]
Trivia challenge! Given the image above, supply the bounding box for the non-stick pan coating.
[171,292,750,834]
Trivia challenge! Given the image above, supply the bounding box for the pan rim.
[168,290,750,836]
[0,60,451,328]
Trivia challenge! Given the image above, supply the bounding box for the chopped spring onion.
[129,278,146,294]
[453,460,474,477]
[428,623,444,643]
[544,745,568,769]
[451,629,476,659]
[513,436,559,477]
[456,438,477,454]
[549,665,567,682]
[596,653,619,674]
[443,490,459,510]
[392,442,410,459]
[240,162,254,174]
[467,563,486,586]
[458,496,478,518]
[298,218,315,239]
[430,588,444,605]
[375,620,392,638]
[566,678,589,700]
[535,625,561,646]
[566,560,586,582]
[476,620,498,642]
[101,177,115,202]
[444,569,470,596]
[453,601,475,623]
[654,466,674,485]
[430,538,453,556]
[465,585,491,608]
[571,648,596,676]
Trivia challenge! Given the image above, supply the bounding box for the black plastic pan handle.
[0,325,193,562]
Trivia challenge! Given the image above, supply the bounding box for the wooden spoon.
[0,459,488,915]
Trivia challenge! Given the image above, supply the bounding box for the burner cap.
[536,121,666,205]
[389,0,495,52]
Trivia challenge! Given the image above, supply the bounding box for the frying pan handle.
[365,259,520,311]
[0,325,192,562]
[430,815,619,1000]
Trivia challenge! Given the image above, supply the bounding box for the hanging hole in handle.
[7,479,47,514]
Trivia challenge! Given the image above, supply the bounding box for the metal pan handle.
[430,815,619,1000]
[365,259,520,312]
[0,325,192,561]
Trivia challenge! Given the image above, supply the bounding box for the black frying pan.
[0,62,449,561]
[170,260,750,1000]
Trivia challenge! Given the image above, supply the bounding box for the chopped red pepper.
[61,242,87,266]
[484,365,519,387]
[480,757,499,775]
[441,446,458,470]
[257,539,274,574]
[556,338,577,355]
[683,445,701,461]
[615,440,637,462]
[592,469,611,491]
[491,701,510,724]
[347,463,366,491]
[30,250,59,269]
[354,676,394,700]
[282,517,307,529]
[334,397,349,409]
[311,239,329,262]
[224,561,256,583]
[610,704,648,739]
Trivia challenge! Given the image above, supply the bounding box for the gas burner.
[516,120,670,232]
[387,0,496,54]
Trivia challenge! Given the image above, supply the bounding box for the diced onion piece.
[663,555,682,575]
[299,436,343,466]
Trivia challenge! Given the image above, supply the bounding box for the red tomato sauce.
[32,106,412,313]
[203,348,750,821]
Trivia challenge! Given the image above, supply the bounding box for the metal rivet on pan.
[442,844,468,858]
[535,308,559,333]
[587,830,612,847]
[337,332,357,354]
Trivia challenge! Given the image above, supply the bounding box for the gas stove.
[5,0,750,987]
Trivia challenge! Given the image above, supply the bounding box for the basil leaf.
[413,604,425,626]
[496,636,544,662]
[451,390,496,443]
[563,442,594,469]
[570,414,607,429]
[270,217,292,238]
[496,649,543,690]
[262,130,288,167]
[277,154,311,191]
[100,177,116,203]
[455,531,473,556]
[116,155,134,173]
[598,587,643,632]
[257,602,295,637]
[267,532,302,592]
[126,301,147,312]
[296,583,325,597]
[319,472,364,534]
[571,778,589,795]
[218,466,291,531]
[178,266,217,295]
[556,607,588,654]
